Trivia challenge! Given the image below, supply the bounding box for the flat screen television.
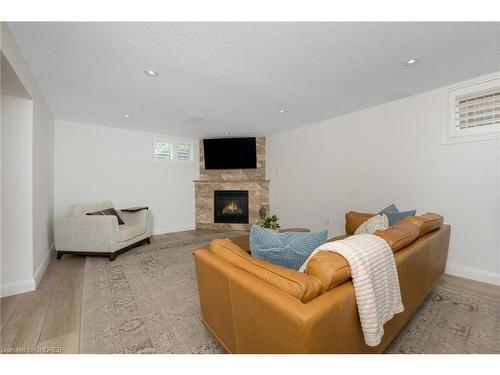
[203,137,257,169]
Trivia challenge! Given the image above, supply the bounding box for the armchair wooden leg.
[108,253,117,261]
[146,237,151,245]
[56,251,63,260]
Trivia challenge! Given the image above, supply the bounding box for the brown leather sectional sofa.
[193,212,450,353]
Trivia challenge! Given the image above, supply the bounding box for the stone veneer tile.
[194,137,269,230]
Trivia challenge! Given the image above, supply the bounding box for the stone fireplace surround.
[194,137,269,231]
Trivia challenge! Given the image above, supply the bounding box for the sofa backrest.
[206,212,445,296]
[69,200,114,216]
[305,218,445,293]
[209,239,323,303]
[373,220,420,252]
[404,213,444,237]
[345,211,376,234]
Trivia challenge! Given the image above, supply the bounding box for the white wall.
[55,121,199,234]
[1,95,34,294]
[1,24,55,296]
[32,101,55,277]
[267,78,500,286]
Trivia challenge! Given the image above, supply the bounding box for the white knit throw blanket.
[300,234,404,347]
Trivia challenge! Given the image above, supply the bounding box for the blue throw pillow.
[250,225,328,271]
[378,204,416,226]
[379,204,399,215]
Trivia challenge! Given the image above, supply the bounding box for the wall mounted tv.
[203,137,257,170]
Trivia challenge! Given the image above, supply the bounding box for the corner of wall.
[34,243,55,286]
[1,22,56,295]
[1,279,36,298]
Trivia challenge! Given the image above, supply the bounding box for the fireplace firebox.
[214,190,249,224]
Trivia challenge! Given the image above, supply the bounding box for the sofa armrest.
[54,215,119,252]
[118,209,151,227]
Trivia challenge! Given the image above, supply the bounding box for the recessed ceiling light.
[279,109,286,114]
[124,114,131,118]
[224,131,230,135]
[144,70,159,77]
[403,58,419,66]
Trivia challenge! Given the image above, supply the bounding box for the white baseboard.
[445,263,500,286]
[0,278,36,298]
[1,243,56,298]
[152,225,196,236]
[34,243,55,287]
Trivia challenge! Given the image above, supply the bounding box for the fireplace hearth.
[214,190,249,224]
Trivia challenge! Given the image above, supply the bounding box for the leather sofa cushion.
[373,221,420,252]
[306,220,422,291]
[305,251,351,292]
[209,239,323,303]
[345,211,376,234]
[404,213,444,237]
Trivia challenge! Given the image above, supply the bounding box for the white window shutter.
[154,140,173,160]
[455,89,500,130]
[444,73,500,144]
[176,142,195,161]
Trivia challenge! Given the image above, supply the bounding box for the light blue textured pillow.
[384,210,416,226]
[378,204,416,226]
[249,225,328,271]
[379,204,399,215]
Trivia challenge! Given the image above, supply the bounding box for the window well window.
[444,73,500,144]
[154,140,173,160]
[153,137,196,162]
[176,142,195,161]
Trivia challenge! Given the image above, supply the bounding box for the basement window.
[443,73,500,144]
[176,142,195,161]
[154,140,173,160]
[153,137,196,162]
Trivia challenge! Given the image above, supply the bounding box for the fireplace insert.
[214,190,249,224]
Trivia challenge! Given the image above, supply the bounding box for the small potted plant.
[259,214,280,231]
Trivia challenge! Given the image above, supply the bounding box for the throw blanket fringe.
[300,234,404,347]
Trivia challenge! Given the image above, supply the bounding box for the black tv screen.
[203,137,257,169]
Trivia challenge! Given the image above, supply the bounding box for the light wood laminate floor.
[1,229,499,353]
[0,229,229,354]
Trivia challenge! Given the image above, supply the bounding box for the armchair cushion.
[69,200,114,216]
[119,224,147,242]
[87,207,125,225]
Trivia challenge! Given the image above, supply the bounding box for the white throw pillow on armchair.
[354,214,389,235]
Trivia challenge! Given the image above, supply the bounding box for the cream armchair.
[54,200,152,261]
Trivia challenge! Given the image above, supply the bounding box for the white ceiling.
[8,22,500,138]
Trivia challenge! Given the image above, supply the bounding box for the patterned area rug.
[81,237,500,353]
[79,234,237,353]
[386,284,500,353]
